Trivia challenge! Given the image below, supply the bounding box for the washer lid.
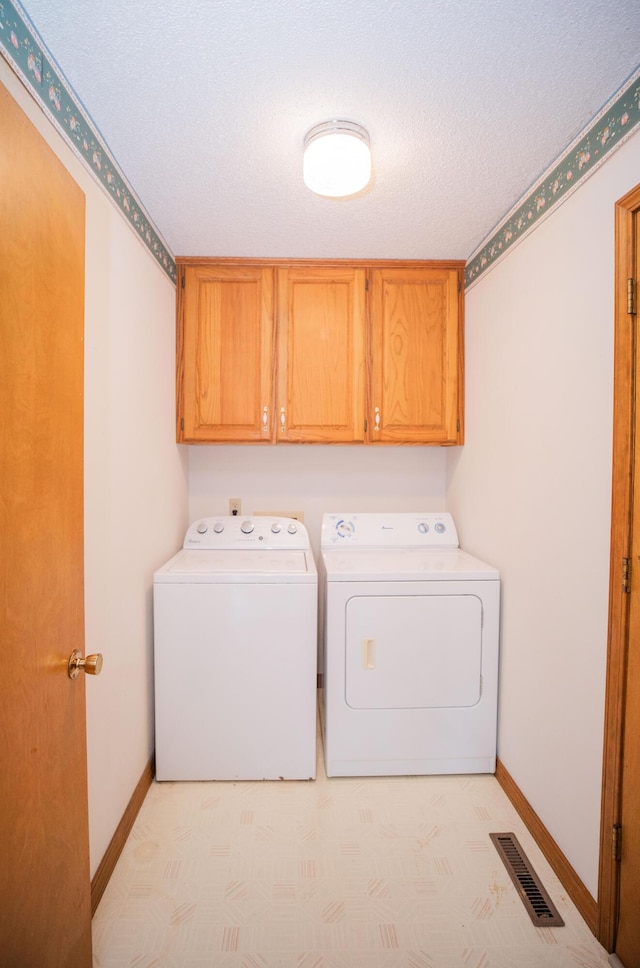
[154,548,317,583]
[322,548,498,581]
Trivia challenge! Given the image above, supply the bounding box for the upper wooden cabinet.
[277,266,366,443]
[176,259,464,445]
[178,263,274,442]
[369,266,461,444]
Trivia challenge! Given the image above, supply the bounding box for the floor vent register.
[489,832,565,927]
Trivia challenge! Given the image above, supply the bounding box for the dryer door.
[345,594,483,709]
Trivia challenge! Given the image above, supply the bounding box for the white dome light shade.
[303,120,371,197]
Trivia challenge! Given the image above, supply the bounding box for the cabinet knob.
[374,406,381,431]
[262,405,269,432]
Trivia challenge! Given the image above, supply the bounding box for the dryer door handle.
[363,638,376,670]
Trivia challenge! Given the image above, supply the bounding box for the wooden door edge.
[597,183,640,951]
[91,755,154,916]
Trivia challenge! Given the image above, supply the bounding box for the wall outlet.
[253,510,304,522]
[229,497,241,516]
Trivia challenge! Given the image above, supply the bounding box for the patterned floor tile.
[92,709,610,968]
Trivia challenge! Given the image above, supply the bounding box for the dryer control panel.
[321,512,459,549]
[184,516,311,550]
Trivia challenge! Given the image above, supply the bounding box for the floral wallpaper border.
[0,0,176,283]
[466,67,640,289]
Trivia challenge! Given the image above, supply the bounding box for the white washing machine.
[153,516,317,781]
[320,512,500,777]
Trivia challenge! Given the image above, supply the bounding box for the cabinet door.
[179,264,275,442]
[276,266,366,443]
[369,267,462,444]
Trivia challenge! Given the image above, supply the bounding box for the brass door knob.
[68,649,103,679]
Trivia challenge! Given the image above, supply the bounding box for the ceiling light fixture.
[303,119,371,198]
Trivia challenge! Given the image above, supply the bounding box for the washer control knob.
[287,522,298,534]
[240,519,254,534]
[418,522,429,534]
[213,522,224,534]
[196,523,208,534]
[271,522,282,534]
[435,522,446,534]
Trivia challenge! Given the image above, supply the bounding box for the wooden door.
[368,266,463,444]
[0,83,91,965]
[614,202,640,967]
[178,263,275,442]
[276,265,366,443]
[599,184,640,962]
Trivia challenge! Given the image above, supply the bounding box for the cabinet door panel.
[180,265,274,442]
[369,267,462,443]
[277,267,365,442]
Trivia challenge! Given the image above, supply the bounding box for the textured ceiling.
[18,0,640,261]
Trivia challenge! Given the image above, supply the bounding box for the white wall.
[83,217,188,875]
[0,62,189,876]
[188,445,447,560]
[446,127,640,897]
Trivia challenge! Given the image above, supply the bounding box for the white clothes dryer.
[320,512,500,777]
[153,516,317,781]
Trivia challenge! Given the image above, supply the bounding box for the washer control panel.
[184,516,308,550]
[321,512,459,548]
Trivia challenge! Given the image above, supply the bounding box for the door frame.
[598,182,640,951]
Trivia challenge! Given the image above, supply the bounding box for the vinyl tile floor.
[92,715,611,968]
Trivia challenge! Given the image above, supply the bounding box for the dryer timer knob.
[336,520,355,537]
[287,522,298,534]
[418,522,429,534]
[213,522,224,534]
[240,519,254,534]
[196,523,208,534]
